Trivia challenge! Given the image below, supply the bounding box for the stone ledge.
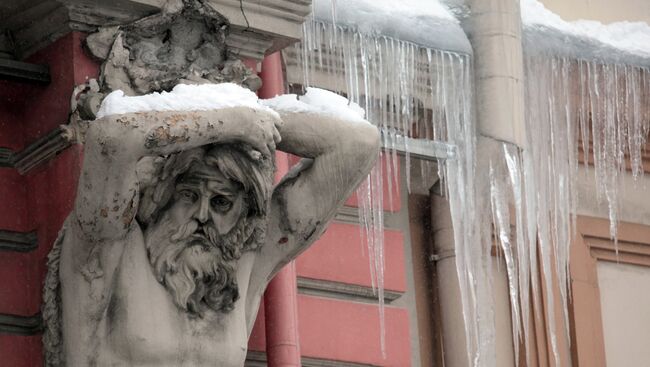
[0,58,50,84]
[245,350,379,367]
[297,276,402,304]
[0,230,38,252]
[0,313,43,336]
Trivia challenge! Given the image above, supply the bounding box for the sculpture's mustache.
[170,220,219,247]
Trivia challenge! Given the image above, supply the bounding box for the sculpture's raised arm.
[73,108,280,243]
[258,110,380,280]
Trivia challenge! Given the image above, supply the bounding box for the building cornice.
[1,0,312,61]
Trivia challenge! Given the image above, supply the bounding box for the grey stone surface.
[43,107,379,366]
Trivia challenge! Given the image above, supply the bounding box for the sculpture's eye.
[211,195,233,212]
[178,189,198,203]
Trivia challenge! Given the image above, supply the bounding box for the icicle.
[521,46,650,365]
[489,143,521,364]
[292,16,477,360]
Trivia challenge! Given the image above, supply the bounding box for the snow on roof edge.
[312,0,472,56]
[521,0,650,65]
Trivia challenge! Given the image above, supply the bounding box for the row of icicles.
[288,14,650,367]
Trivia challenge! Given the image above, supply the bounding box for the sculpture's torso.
[60,224,257,367]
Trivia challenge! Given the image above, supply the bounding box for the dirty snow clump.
[96,83,277,119]
[261,88,368,124]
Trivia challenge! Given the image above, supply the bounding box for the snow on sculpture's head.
[137,143,273,316]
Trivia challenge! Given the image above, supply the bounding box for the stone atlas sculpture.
[40,1,380,366]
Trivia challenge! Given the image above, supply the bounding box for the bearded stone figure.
[42,105,379,366]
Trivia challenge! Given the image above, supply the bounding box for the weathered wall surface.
[598,261,650,366]
[0,32,99,367]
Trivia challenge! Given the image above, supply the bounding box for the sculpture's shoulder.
[44,218,145,367]
[57,217,145,292]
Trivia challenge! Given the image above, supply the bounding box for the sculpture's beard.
[144,214,252,316]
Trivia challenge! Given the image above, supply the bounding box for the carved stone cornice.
[226,28,275,61]
[1,0,312,61]
[2,0,160,59]
[209,0,311,54]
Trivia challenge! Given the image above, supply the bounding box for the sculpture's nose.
[195,195,210,223]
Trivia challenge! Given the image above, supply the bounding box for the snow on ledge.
[96,83,368,125]
[312,0,471,55]
[521,0,650,61]
[261,88,368,124]
[96,83,277,119]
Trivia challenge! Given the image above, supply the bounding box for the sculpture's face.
[169,165,246,240]
[144,162,251,316]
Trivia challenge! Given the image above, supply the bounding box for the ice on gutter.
[514,2,650,365]
[311,0,472,55]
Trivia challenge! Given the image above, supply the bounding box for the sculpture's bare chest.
[61,229,249,367]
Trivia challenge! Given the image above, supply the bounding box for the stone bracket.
[0,125,77,175]
[0,313,43,336]
[0,58,50,84]
[0,230,38,252]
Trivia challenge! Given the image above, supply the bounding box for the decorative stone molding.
[0,147,12,167]
[1,0,160,59]
[585,235,650,266]
[209,0,311,54]
[0,58,50,84]
[0,0,312,61]
[297,277,402,304]
[0,125,77,175]
[226,28,275,61]
[0,313,43,335]
[245,350,379,367]
[333,206,359,225]
[0,230,38,252]
[578,138,650,174]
